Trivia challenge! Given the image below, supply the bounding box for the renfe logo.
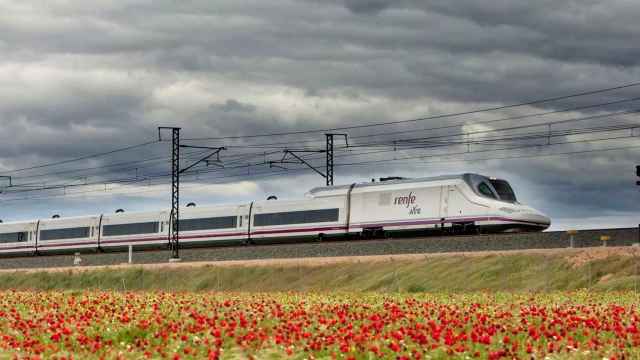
[394,192,421,215]
[394,192,416,208]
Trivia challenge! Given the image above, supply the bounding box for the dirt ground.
[1,246,638,274]
[563,246,640,268]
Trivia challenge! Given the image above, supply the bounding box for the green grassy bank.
[1,253,639,292]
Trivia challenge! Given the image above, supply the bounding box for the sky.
[0,0,639,230]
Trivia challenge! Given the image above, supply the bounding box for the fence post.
[73,252,82,266]
[567,230,577,248]
[128,245,133,264]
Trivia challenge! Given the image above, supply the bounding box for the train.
[0,173,551,256]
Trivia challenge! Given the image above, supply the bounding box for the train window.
[477,182,497,199]
[103,222,159,237]
[489,179,517,203]
[253,208,339,226]
[179,216,237,231]
[0,232,28,243]
[40,227,90,241]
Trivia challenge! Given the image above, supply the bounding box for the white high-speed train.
[0,174,550,256]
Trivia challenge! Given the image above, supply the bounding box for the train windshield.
[477,182,497,199]
[489,179,517,203]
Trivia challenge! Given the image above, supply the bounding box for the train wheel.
[362,228,383,239]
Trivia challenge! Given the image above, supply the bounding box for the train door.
[448,186,467,218]
[242,202,253,244]
[440,185,450,219]
[441,185,471,233]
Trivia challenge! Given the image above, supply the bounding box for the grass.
[1,253,640,292]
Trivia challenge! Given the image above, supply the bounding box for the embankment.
[1,247,639,292]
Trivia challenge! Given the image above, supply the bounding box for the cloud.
[343,0,392,14]
[0,0,639,229]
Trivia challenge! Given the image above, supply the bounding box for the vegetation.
[1,253,639,292]
[0,290,638,359]
[0,254,639,358]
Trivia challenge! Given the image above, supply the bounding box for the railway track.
[0,227,636,270]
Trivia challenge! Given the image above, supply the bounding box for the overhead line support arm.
[179,147,226,174]
[285,150,327,179]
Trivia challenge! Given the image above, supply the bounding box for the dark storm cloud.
[343,0,392,14]
[194,99,288,139]
[4,1,637,105]
[216,99,256,114]
[0,67,152,166]
[333,0,640,66]
[416,0,640,65]
[0,0,639,228]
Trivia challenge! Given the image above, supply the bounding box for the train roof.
[307,173,480,197]
[0,219,37,226]
[38,214,101,221]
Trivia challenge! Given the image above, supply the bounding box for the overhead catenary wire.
[0,138,270,186]
[183,81,640,141]
[3,150,289,195]
[178,126,640,181]
[2,80,640,204]
[2,139,639,204]
[335,134,640,168]
[129,107,639,183]
[232,114,640,169]
[3,84,639,183]
[5,119,639,194]
[2,124,637,198]
[344,109,640,149]
[0,140,161,175]
[7,148,281,188]
[192,96,640,150]
[9,148,210,182]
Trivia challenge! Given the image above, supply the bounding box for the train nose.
[500,205,551,231]
[520,207,551,230]
[531,211,551,229]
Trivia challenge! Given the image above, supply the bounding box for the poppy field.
[0,290,638,359]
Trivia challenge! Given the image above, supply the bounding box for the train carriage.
[36,215,100,253]
[463,174,550,232]
[0,220,38,255]
[351,176,482,235]
[178,204,249,247]
[308,174,550,235]
[99,210,168,251]
[249,198,347,243]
